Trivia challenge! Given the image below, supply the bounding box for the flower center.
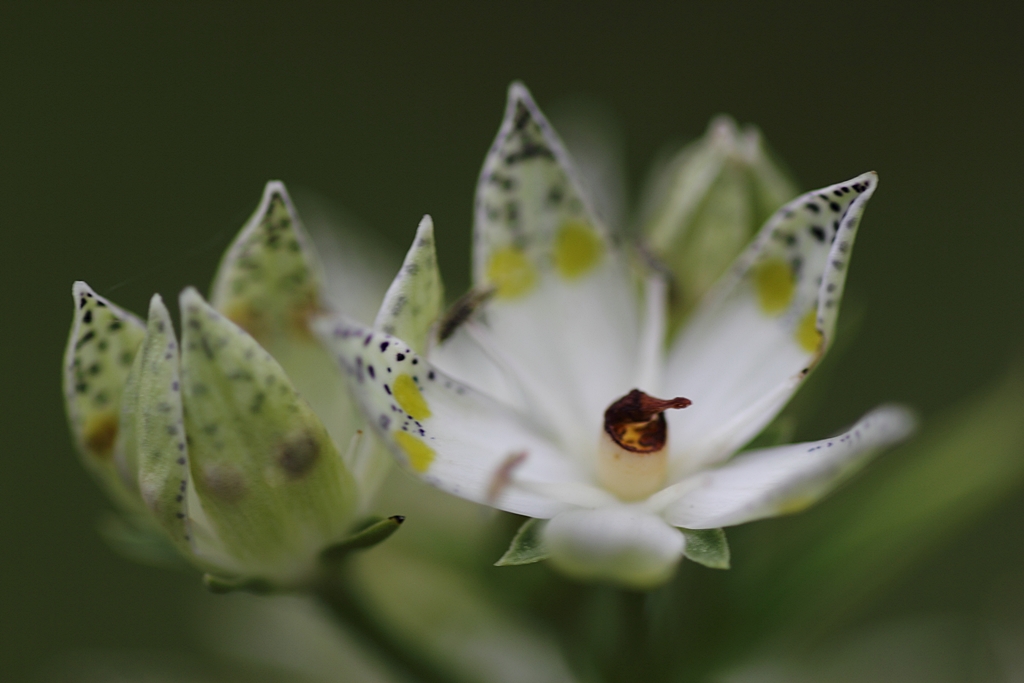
[598,389,691,501]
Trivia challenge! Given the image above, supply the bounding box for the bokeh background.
[2,3,1024,681]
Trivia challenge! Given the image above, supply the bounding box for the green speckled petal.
[130,295,194,557]
[178,287,357,582]
[63,282,147,511]
[209,181,374,494]
[374,215,444,355]
[210,181,325,347]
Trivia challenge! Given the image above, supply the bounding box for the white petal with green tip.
[374,215,444,355]
[664,173,878,473]
[314,315,588,519]
[128,295,194,555]
[544,507,685,589]
[446,83,639,452]
[661,405,915,529]
[63,282,147,509]
[179,288,357,581]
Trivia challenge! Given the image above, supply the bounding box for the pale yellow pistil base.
[597,430,668,501]
[597,389,690,502]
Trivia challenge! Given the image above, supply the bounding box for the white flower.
[315,84,914,589]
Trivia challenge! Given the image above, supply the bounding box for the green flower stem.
[314,568,478,683]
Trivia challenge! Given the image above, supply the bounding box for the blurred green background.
[2,3,1024,680]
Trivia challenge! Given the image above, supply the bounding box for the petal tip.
[415,214,434,238]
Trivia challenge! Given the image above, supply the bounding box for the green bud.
[179,287,358,582]
[639,116,798,329]
[64,185,404,586]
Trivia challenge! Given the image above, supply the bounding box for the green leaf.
[374,215,445,355]
[681,528,731,569]
[320,515,406,563]
[495,517,549,566]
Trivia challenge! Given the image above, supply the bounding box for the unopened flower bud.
[639,116,798,328]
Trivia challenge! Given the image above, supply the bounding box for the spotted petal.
[179,288,357,581]
[660,405,915,529]
[374,215,444,355]
[314,315,604,519]
[209,181,325,345]
[664,173,878,474]
[63,282,147,511]
[436,83,639,454]
[128,295,194,556]
[209,182,374,492]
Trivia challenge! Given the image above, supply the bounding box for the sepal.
[320,515,406,563]
[680,528,730,569]
[495,518,549,566]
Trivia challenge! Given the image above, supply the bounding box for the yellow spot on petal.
[394,374,431,420]
[83,410,119,458]
[776,494,816,515]
[554,220,603,279]
[394,431,435,473]
[486,246,536,299]
[753,259,795,314]
[796,308,822,353]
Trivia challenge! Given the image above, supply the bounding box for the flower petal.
[128,295,194,557]
[63,282,147,511]
[544,507,685,588]
[660,405,915,529]
[179,288,357,581]
[664,173,878,472]
[374,215,444,355]
[209,181,325,346]
[437,82,639,452]
[209,182,376,492]
[313,315,590,519]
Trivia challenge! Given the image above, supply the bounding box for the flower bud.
[64,183,399,585]
[639,116,798,328]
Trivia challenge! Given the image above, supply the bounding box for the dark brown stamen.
[603,389,691,454]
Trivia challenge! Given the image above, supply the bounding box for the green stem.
[314,570,476,683]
